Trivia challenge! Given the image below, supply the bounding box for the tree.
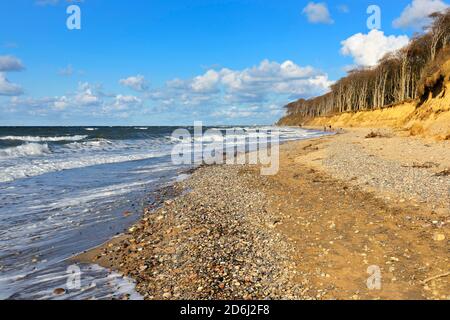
[283,9,450,121]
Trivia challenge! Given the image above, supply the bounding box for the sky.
[0,0,449,126]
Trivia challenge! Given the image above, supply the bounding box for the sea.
[0,126,328,300]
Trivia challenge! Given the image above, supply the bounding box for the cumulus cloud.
[119,75,149,92]
[11,83,102,110]
[302,2,334,24]
[143,59,333,122]
[0,55,25,96]
[53,96,69,110]
[75,82,101,106]
[6,87,143,122]
[148,59,332,111]
[0,73,24,96]
[8,88,141,118]
[191,70,220,93]
[5,59,331,123]
[393,0,449,30]
[341,30,410,67]
[8,96,69,111]
[106,94,142,111]
[0,55,24,72]
[211,106,260,119]
[218,60,330,100]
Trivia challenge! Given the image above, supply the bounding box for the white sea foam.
[0,143,51,159]
[195,134,225,143]
[0,135,88,142]
[0,127,326,183]
[0,150,172,183]
[0,263,142,300]
[64,139,114,151]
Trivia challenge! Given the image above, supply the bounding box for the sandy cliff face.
[280,61,450,140]
[306,102,417,130]
[403,61,450,139]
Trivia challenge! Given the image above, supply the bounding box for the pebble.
[53,288,66,296]
[322,137,450,210]
[98,165,303,300]
[433,233,446,241]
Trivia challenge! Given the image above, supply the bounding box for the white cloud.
[156,60,327,110]
[2,74,147,121]
[271,74,332,95]
[191,70,220,93]
[119,75,149,92]
[151,60,332,107]
[7,89,140,116]
[75,93,98,106]
[393,0,449,29]
[107,94,142,111]
[268,104,284,116]
[0,55,25,96]
[217,60,330,100]
[8,96,69,111]
[145,59,332,120]
[75,82,100,106]
[0,55,24,72]
[53,96,69,110]
[302,2,334,24]
[4,59,331,123]
[341,30,410,67]
[212,106,259,119]
[115,94,141,105]
[0,73,23,96]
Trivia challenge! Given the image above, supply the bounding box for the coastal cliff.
[279,59,450,140]
[279,60,450,140]
[278,10,450,140]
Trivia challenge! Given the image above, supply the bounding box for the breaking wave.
[0,143,51,159]
[0,135,88,142]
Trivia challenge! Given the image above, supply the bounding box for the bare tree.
[282,10,450,122]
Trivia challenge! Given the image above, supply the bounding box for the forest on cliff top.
[281,10,450,123]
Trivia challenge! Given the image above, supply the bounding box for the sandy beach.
[76,128,449,300]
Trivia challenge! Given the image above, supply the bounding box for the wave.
[0,149,173,183]
[0,135,88,142]
[0,143,51,159]
[64,139,114,151]
[0,127,327,183]
[176,130,314,143]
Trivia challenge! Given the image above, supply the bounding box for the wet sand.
[76,129,449,300]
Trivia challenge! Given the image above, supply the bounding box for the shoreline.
[75,128,449,300]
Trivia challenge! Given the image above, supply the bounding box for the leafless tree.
[281,10,450,122]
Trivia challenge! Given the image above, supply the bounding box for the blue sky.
[0,0,448,126]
